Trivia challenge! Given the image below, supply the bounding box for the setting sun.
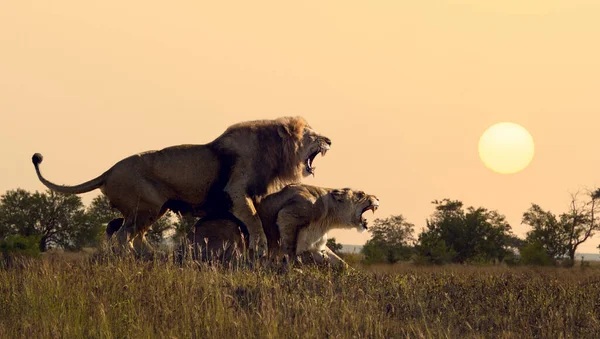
[478,123,535,174]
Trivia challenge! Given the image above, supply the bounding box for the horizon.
[2,1,600,252]
[337,244,600,262]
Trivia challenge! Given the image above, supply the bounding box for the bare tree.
[561,189,600,265]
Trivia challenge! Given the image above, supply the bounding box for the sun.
[478,122,535,174]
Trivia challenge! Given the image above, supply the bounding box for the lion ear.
[278,117,306,140]
[331,189,346,202]
[278,124,293,139]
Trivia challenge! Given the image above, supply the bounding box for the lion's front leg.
[227,193,268,257]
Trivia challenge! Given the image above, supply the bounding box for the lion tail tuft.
[32,153,43,166]
[30,152,106,194]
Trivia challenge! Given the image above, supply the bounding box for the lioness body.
[189,184,379,267]
[32,117,331,255]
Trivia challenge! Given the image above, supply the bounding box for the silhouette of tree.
[522,204,567,261]
[524,189,600,266]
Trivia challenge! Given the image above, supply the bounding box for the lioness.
[32,117,331,256]
[188,184,379,267]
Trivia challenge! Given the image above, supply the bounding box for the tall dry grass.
[1,253,599,338]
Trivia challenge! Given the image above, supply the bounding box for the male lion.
[32,117,331,256]
[188,184,379,267]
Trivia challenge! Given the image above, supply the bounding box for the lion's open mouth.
[360,200,379,230]
[305,144,330,175]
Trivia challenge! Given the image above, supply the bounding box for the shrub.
[0,234,42,267]
[519,241,554,266]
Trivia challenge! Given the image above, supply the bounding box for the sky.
[1,1,600,252]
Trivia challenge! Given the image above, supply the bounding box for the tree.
[145,212,175,247]
[361,215,415,264]
[561,190,600,265]
[523,189,600,266]
[0,189,177,251]
[0,189,36,237]
[326,237,343,254]
[416,199,514,264]
[171,213,197,244]
[85,195,121,227]
[72,194,122,249]
[0,189,85,251]
[522,204,567,261]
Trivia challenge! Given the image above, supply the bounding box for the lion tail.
[31,153,106,194]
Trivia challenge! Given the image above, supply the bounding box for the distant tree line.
[0,189,188,258]
[358,189,600,267]
[1,187,599,267]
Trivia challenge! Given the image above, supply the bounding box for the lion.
[31,117,331,256]
[188,184,379,267]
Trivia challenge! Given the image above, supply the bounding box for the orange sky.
[2,1,600,252]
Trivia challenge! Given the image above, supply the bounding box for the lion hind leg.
[115,217,136,254]
[116,205,166,257]
[133,234,155,260]
[105,218,124,241]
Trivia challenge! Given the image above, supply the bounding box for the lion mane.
[188,184,379,267]
[32,117,331,256]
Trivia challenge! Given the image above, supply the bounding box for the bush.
[502,251,520,266]
[519,241,554,266]
[0,235,42,267]
[339,252,363,266]
[361,241,387,264]
[414,233,456,265]
[360,215,415,265]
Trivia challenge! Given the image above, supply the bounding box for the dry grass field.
[1,253,600,338]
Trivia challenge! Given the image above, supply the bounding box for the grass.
[1,253,600,338]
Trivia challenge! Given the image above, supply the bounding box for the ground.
[1,252,599,338]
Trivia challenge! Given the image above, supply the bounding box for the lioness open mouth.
[306,144,330,175]
[360,200,379,230]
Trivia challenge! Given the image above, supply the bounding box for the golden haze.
[1,1,600,251]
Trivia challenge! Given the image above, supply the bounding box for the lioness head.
[330,188,380,232]
[278,117,332,177]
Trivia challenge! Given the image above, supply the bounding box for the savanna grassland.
[1,253,600,339]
